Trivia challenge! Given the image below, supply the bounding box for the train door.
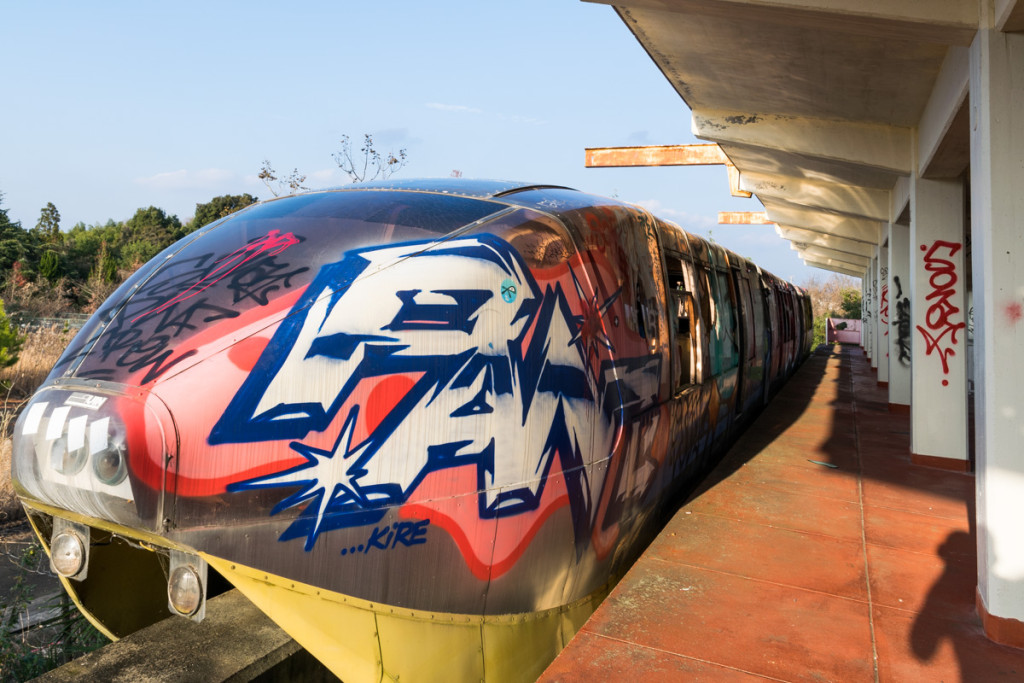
[730,266,749,417]
[778,287,795,373]
[734,268,764,414]
[701,245,740,434]
[762,278,780,395]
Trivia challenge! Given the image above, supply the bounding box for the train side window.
[665,252,699,390]
[709,269,739,373]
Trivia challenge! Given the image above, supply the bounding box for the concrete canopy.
[585,0,982,276]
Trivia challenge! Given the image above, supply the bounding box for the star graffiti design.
[228,408,371,550]
[567,269,620,370]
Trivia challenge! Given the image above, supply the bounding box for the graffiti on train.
[213,234,647,562]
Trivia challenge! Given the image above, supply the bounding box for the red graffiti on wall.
[1006,301,1023,325]
[916,241,965,387]
[880,284,889,334]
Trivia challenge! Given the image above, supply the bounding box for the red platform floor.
[540,345,1024,682]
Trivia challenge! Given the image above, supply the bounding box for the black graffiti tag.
[55,231,306,384]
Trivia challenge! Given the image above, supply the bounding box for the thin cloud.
[495,112,545,126]
[135,168,235,190]
[426,102,541,125]
[632,198,708,222]
[426,102,482,114]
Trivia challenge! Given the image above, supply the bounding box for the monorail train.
[12,180,811,681]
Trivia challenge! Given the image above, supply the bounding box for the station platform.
[540,345,1024,681]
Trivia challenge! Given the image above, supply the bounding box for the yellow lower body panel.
[204,555,609,683]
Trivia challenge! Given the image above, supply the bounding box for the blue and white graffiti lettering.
[339,519,430,556]
[214,234,627,551]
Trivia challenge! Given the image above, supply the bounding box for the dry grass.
[1,326,75,523]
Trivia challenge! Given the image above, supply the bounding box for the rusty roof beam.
[585,144,727,167]
[585,144,751,198]
[719,211,771,225]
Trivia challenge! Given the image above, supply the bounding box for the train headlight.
[51,532,85,577]
[168,566,202,616]
[167,551,208,622]
[50,435,88,475]
[49,518,90,580]
[92,426,128,486]
[12,385,175,531]
[17,391,135,496]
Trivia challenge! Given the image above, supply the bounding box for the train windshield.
[49,190,509,386]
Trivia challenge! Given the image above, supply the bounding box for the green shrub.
[0,299,23,370]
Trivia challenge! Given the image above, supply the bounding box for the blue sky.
[1,1,820,284]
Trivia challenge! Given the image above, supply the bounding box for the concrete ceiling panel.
[592,1,977,44]
[610,4,953,124]
[775,226,878,257]
[722,143,903,190]
[693,109,913,174]
[739,171,891,221]
[762,200,883,243]
[794,244,872,268]
[802,258,867,277]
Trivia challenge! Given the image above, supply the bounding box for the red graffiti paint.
[132,229,300,323]
[880,284,889,335]
[916,241,965,386]
[1006,302,1024,325]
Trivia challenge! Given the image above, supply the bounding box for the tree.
[840,288,862,320]
[0,191,28,274]
[801,273,859,319]
[121,206,182,267]
[0,298,24,370]
[190,193,258,232]
[333,134,407,183]
[259,133,410,198]
[35,202,61,244]
[39,250,61,283]
[801,273,861,348]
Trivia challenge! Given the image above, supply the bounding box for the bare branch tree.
[801,273,859,319]
[333,134,408,183]
[258,159,308,198]
[258,132,407,198]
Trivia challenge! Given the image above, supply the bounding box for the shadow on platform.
[541,345,1023,681]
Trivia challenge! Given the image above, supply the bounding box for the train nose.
[12,383,176,531]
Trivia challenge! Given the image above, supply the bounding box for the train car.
[11,180,811,682]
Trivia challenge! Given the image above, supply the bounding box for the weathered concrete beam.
[775,225,877,258]
[891,176,911,225]
[793,244,871,268]
[997,0,1024,32]
[739,171,891,222]
[692,108,913,175]
[803,257,866,278]
[918,46,970,178]
[34,590,334,682]
[763,200,883,244]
